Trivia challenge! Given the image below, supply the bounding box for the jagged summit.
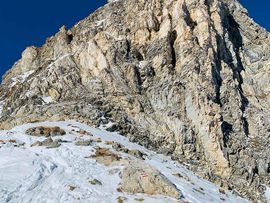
[0,0,269,201]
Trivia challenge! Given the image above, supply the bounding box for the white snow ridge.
[0,121,250,203]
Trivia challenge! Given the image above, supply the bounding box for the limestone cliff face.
[0,0,269,201]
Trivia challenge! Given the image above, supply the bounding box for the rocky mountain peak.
[0,0,269,201]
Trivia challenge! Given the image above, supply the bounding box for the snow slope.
[0,121,249,203]
[265,186,270,202]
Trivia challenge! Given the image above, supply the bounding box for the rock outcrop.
[0,0,269,201]
[26,126,66,137]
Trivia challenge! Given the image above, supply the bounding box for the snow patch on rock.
[265,186,270,201]
[42,96,53,104]
[10,70,35,87]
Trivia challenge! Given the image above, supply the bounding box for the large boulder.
[119,161,182,199]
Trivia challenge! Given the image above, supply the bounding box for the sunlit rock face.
[0,0,269,201]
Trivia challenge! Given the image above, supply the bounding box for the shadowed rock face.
[0,0,269,201]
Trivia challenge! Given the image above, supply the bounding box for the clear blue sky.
[0,0,107,79]
[0,0,269,79]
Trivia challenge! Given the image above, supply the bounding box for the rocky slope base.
[0,0,269,201]
[0,121,249,202]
